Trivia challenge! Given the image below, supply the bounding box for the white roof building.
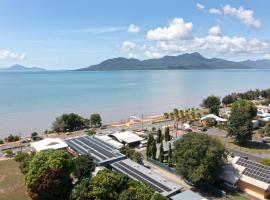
[109,131,144,144]
[201,114,228,122]
[31,138,68,152]
[95,135,123,149]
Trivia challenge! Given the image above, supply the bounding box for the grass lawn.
[224,191,252,200]
[214,135,270,155]
[0,159,30,200]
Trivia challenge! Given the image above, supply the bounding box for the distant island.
[0,64,46,71]
[77,52,270,71]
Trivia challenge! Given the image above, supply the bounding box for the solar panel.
[236,157,270,184]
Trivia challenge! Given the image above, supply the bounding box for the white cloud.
[128,24,140,33]
[0,49,26,60]
[121,41,139,51]
[223,5,261,28]
[57,26,126,35]
[127,53,138,59]
[263,54,270,59]
[146,18,193,41]
[208,25,221,36]
[196,3,205,11]
[209,8,221,15]
[144,50,163,59]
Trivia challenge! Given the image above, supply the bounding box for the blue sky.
[0,0,270,69]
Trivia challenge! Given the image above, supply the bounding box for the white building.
[109,131,144,146]
[31,138,68,152]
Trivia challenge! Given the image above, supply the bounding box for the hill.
[0,64,45,71]
[77,52,270,71]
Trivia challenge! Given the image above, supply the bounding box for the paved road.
[228,148,266,162]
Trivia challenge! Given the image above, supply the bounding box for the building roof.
[221,156,270,191]
[65,135,125,165]
[170,190,206,200]
[31,138,68,152]
[95,135,124,149]
[111,158,182,197]
[109,131,144,144]
[201,114,227,122]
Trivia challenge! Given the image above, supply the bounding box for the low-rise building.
[30,138,68,152]
[170,190,207,200]
[109,131,144,147]
[220,156,270,200]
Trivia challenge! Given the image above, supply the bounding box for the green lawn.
[0,159,30,200]
[224,191,250,200]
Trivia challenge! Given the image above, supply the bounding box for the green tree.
[227,100,257,145]
[202,95,221,115]
[70,178,92,200]
[150,193,168,200]
[0,139,3,144]
[31,132,38,139]
[52,113,85,132]
[3,149,13,156]
[74,155,95,181]
[159,143,164,163]
[222,94,236,106]
[168,143,173,167]
[120,146,142,164]
[24,149,74,200]
[151,139,157,159]
[87,129,96,136]
[174,133,226,185]
[146,134,154,157]
[163,113,169,119]
[90,113,102,127]
[157,129,162,143]
[164,127,171,142]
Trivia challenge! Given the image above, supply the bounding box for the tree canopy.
[174,133,227,185]
[90,113,102,127]
[202,95,221,116]
[24,149,74,200]
[74,155,96,181]
[227,100,257,145]
[52,113,86,132]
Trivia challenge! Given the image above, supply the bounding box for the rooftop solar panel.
[236,157,270,184]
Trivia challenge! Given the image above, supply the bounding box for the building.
[95,135,123,149]
[200,114,227,125]
[220,156,270,200]
[111,158,182,197]
[30,138,68,152]
[109,131,144,147]
[170,190,207,200]
[65,135,126,165]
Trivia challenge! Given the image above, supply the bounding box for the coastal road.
[227,148,264,162]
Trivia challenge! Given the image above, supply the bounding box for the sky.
[0,0,270,69]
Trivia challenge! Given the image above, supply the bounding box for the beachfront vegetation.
[202,95,221,116]
[73,155,96,182]
[120,146,143,164]
[222,94,237,106]
[4,134,19,142]
[174,133,226,185]
[227,100,257,145]
[52,113,86,132]
[24,149,74,200]
[90,113,102,127]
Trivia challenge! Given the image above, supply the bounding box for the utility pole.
[19,132,22,153]
[141,114,144,131]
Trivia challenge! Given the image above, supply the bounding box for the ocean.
[0,70,270,137]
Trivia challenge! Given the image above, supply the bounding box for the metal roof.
[109,131,144,144]
[65,135,125,165]
[31,138,68,152]
[111,158,182,197]
[170,190,205,200]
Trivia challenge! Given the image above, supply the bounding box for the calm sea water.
[0,70,270,137]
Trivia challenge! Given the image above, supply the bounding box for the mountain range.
[77,52,270,71]
[0,64,45,71]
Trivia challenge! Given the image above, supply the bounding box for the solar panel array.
[236,157,270,184]
[65,135,125,164]
[111,159,181,196]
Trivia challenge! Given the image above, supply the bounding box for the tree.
[259,121,270,136]
[146,134,154,157]
[89,170,130,200]
[222,94,236,106]
[5,134,19,142]
[0,139,3,144]
[151,139,157,159]
[52,113,86,132]
[159,143,164,163]
[74,155,95,181]
[70,178,91,200]
[168,143,173,167]
[15,152,34,174]
[163,113,169,119]
[150,193,168,200]
[3,149,13,156]
[120,146,143,164]
[87,129,96,136]
[24,149,74,200]
[164,127,171,142]
[202,95,221,115]
[174,133,226,185]
[31,132,38,139]
[90,113,102,127]
[157,129,162,143]
[227,100,257,145]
